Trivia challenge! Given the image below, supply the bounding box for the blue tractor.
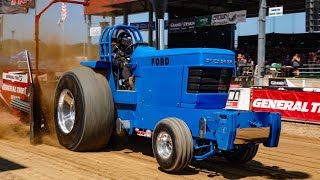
[53,25,281,172]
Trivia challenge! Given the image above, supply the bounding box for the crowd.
[236,49,320,78]
[236,34,320,78]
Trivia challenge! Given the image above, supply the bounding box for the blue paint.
[81,25,281,160]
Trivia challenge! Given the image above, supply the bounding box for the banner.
[211,13,229,26]
[169,18,195,33]
[251,89,320,122]
[130,22,154,31]
[196,15,212,27]
[228,10,247,24]
[211,10,247,26]
[0,0,35,14]
[130,21,169,31]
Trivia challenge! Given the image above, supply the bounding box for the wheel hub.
[57,89,75,134]
[156,131,173,159]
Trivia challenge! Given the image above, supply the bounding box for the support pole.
[123,5,128,25]
[158,19,164,50]
[151,0,167,50]
[148,1,153,47]
[112,16,116,26]
[11,30,15,56]
[256,0,267,86]
[87,15,92,59]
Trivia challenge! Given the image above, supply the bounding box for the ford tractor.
[53,25,281,172]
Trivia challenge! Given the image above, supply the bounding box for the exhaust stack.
[150,0,167,50]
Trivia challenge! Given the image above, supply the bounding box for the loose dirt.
[0,111,319,180]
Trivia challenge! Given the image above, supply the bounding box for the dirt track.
[0,112,320,180]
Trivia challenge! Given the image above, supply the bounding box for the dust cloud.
[0,112,29,143]
[0,35,99,147]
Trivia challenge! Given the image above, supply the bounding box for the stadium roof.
[84,0,305,17]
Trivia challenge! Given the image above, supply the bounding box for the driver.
[113,32,134,90]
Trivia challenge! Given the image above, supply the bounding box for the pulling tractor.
[53,25,281,172]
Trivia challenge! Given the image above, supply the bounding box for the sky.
[0,1,307,45]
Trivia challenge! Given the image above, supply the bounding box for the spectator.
[283,54,291,66]
[292,54,301,77]
[308,52,316,64]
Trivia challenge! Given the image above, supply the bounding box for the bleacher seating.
[298,64,320,78]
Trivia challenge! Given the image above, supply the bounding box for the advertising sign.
[169,18,195,33]
[211,13,229,26]
[251,89,320,122]
[269,6,283,17]
[228,10,247,24]
[130,21,169,31]
[196,15,212,27]
[131,22,154,31]
[0,0,35,14]
[268,78,288,87]
[211,10,247,26]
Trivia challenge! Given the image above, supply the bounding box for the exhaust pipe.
[150,0,167,50]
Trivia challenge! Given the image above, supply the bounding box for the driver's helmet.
[117,32,132,48]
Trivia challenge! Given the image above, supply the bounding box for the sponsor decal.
[3,72,28,83]
[2,84,27,95]
[269,78,287,87]
[226,90,240,107]
[136,129,152,138]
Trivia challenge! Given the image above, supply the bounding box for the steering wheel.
[124,43,148,57]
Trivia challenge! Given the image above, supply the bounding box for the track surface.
[0,112,320,180]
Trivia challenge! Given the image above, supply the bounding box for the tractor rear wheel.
[152,118,193,172]
[54,67,114,151]
[226,144,259,163]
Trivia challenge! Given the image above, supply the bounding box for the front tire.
[54,67,114,151]
[152,118,193,172]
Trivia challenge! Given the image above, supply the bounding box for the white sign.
[3,72,28,83]
[90,27,102,37]
[269,6,283,17]
[228,10,247,24]
[225,88,251,111]
[211,10,247,26]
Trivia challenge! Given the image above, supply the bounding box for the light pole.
[256,0,267,86]
[11,30,15,56]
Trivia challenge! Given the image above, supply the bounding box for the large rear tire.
[54,67,114,151]
[226,144,259,163]
[152,118,193,172]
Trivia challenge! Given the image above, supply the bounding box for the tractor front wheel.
[152,118,193,172]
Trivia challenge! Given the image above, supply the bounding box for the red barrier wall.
[251,89,320,122]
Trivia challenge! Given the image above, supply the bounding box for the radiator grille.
[187,68,232,93]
